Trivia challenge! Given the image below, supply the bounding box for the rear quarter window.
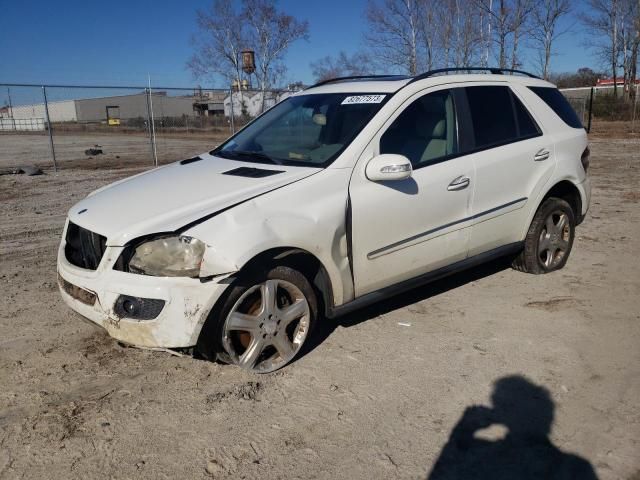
[512,94,541,139]
[529,86,583,129]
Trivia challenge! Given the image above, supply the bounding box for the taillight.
[581,147,590,173]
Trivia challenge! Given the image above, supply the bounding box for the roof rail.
[307,74,409,89]
[305,68,539,91]
[409,67,539,84]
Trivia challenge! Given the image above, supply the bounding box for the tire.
[512,197,576,274]
[196,265,317,373]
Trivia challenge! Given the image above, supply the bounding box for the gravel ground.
[0,136,638,479]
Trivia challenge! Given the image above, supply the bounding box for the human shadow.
[427,375,598,480]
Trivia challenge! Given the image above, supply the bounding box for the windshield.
[212,93,389,167]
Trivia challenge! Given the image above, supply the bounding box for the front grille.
[64,221,107,270]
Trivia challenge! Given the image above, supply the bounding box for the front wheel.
[513,197,576,274]
[197,265,317,373]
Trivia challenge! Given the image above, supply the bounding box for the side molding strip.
[368,197,527,259]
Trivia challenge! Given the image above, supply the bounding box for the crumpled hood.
[67,153,320,246]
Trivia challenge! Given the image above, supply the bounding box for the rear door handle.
[447,175,470,191]
[534,149,550,161]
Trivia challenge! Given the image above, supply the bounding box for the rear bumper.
[57,231,230,348]
[576,176,591,225]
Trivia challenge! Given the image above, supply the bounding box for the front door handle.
[447,175,470,191]
[534,149,550,161]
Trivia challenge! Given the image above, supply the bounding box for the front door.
[349,88,474,296]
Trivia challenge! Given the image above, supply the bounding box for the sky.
[0,0,599,91]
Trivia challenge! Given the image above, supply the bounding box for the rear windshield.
[212,93,388,167]
[529,87,583,129]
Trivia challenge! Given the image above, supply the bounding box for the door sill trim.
[327,242,523,319]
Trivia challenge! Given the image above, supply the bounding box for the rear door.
[461,84,555,256]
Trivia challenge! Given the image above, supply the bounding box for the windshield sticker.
[341,95,386,105]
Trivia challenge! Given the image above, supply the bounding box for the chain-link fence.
[1,82,637,173]
[561,85,640,135]
[0,83,287,172]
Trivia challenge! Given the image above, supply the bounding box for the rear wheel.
[197,265,317,373]
[513,197,575,274]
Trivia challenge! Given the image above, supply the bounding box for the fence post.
[144,88,156,166]
[147,78,158,167]
[42,86,58,172]
[632,83,638,134]
[587,87,594,134]
[229,87,235,134]
[6,87,16,131]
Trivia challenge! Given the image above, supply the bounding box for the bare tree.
[310,51,374,82]
[510,0,535,69]
[432,0,484,68]
[581,0,623,96]
[479,0,512,67]
[478,0,493,66]
[419,0,440,70]
[474,0,532,69]
[530,0,572,79]
[551,67,605,87]
[243,0,309,111]
[438,0,456,67]
[188,0,247,88]
[188,0,307,112]
[454,0,484,66]
[618,0,640,98]
[631,0,640,93]
[365,0,422,75]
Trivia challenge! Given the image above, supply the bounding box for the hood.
[68,153,320,246]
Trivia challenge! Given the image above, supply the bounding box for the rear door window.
[463,85,542,151]
[528,86,583,129]
[465,86,518,149]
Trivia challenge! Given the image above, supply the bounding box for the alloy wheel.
[222,279,311,373]
[537,210,571,269]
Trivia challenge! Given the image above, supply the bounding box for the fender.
[185,169,355,307]
[520,176,587,239]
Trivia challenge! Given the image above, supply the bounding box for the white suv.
[57,68,591,372]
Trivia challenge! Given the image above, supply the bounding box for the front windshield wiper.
[216,149,282,165]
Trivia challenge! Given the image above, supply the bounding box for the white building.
[224,91,282,118]
[10,99,77,122]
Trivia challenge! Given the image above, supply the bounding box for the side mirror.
[365,154,413,182]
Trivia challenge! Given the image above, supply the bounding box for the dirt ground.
[0,132,226,170]
[0,135,638,480]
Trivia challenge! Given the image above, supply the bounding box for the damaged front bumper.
[57,239,231,349]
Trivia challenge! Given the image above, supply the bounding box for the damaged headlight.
[128,235,206,277]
